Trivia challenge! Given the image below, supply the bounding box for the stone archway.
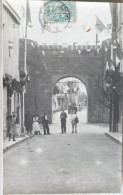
[52,74,88,122]
[24,41,105,124]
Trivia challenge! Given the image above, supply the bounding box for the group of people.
[25,111,51,135]
[25,108,79,135]
[7,111,51,142]
[7,107,79,142]
[60,108,79,134]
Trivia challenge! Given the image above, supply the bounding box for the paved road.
[3,111,122,194]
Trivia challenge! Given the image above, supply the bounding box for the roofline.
[3,0,21,24]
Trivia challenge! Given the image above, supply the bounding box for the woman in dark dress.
[25,111,33,133]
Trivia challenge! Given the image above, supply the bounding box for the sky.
[7,0,112,45]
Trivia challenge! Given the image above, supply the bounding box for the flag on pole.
[96,16,106,33]
[26,0,32,27]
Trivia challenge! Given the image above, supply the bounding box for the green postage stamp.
[43,1,76,23]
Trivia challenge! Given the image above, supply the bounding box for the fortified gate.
[20,39,108,123]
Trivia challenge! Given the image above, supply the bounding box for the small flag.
[110,64,115,71]
[81,25,92,32]
[107,53,115,71]
[106,61,109,70]
[116,55,120,66]
[96,16,106,33]
[26,0,32,27]
[86,28,91,32]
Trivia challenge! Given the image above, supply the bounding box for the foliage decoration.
[19,70,27,78]
[53,85,60,95]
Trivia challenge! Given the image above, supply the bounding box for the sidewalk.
[3,133,34,153]
[99,124,122,144]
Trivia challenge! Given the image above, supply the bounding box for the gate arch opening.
[52,76,88,124]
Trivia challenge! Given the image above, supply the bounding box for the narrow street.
[2,1,123,195]
[3,110,121,194]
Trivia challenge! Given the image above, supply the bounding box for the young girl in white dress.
[32,111,41,135]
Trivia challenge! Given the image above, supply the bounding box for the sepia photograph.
[2,0,123,194]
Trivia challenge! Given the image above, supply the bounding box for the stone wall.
[20,39,108,123]
[21,40,53,122]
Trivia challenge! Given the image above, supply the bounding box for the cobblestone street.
[3,110,122,194]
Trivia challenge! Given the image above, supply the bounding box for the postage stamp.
[39,1,76,33]
[63,1,76,23]
[43,1,76,23]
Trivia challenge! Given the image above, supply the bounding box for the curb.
[105,133,122,145]
[3,135,35,153]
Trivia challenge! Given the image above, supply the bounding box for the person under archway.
[71,102,77,113]
[70,110,79,134]
[60,108,67,134]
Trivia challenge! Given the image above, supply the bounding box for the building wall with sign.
[3,1,21,139]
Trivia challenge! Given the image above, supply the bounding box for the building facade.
[102,3,123,133]
[52,94,68,112]
[3,0,21,139]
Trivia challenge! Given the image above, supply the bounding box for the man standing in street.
[42,113,51,135]
[8,112,17,141]
[60,108,67,134]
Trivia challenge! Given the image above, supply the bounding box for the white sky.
[7,0,112,45]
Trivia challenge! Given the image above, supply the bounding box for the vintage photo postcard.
[2,0,123,194]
